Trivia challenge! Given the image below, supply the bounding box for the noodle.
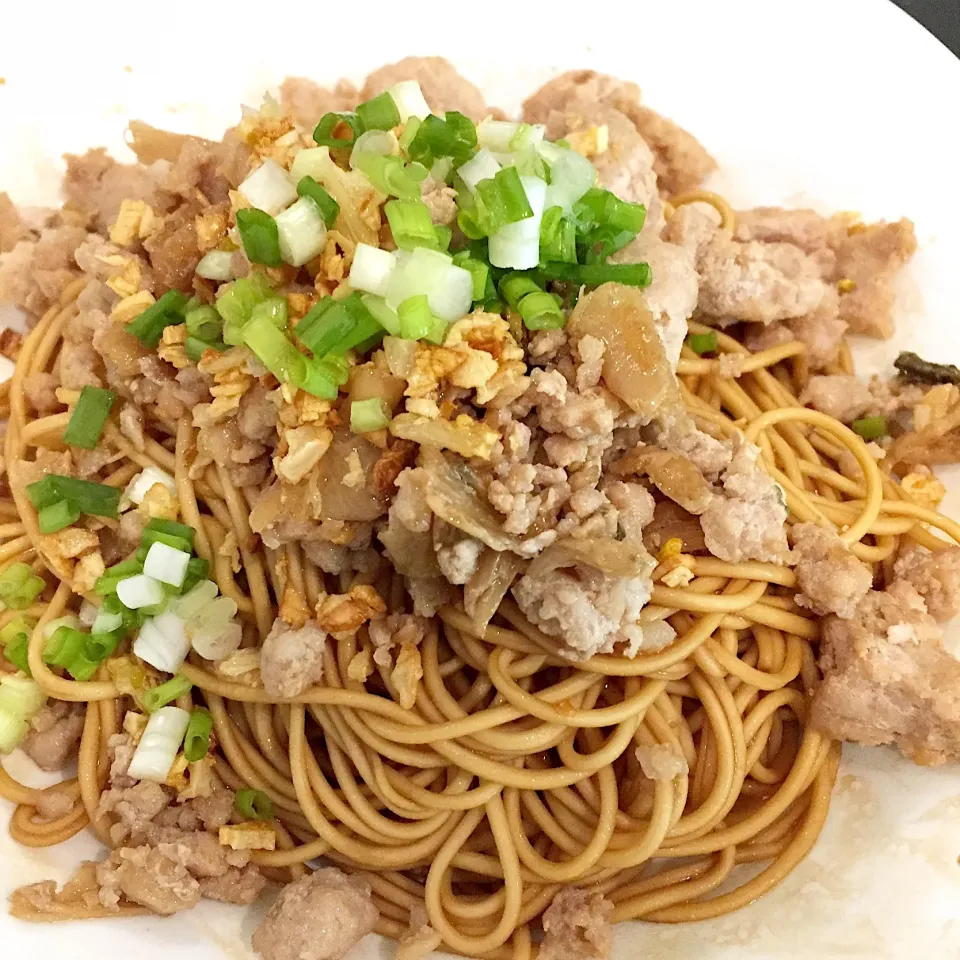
[0,100,949,959]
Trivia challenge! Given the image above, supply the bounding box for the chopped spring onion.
[238,158,297,216]
[297,294,384,358]
[0,563,46,610]
[457,149,501,193]
[851,416,888,441]
[474,166,535,236]
[488,175,547,270]
[43,625,98,680]
[577,187,647,234]
[350,244,397,298]
[63,386,116,450]
[235,787,274,821]
[117,574,166,611]
[185,596,241,661]
[141,673,193,713]
[79,599,99,627]
[385,247,473,323]
[388,81,432,122]
[275,196,328,267]
[122,466,176,509]
[91,607,124,636]
[185,336,224,363]
[407,112,477,166]
[242,315,306,385]
[360,295,401,337]
[687,331,718,355]
[126,706,190,782]
[236,208,282,267]
[185,304,222,343]
[27,475,121,519]
[519,291,565,331]
[2,616,35,648]
[182,557,210,595]
[125,290,188,348]
[195,250,236,282]
[477,119,540,154]
[143,542,191,588]
[94,557,143,597]
[499,273,542,309]
[351,397,392,434]
[451,252,490,302]
[582,225,637,264]
[215,272,274,344]
[144,518,197,550]
[183,707,213,762]
[134,611,191,673]
[538,260,652,287]
[349,129,400,170]
[539,207,577,263]
[0,673,46,717]
[84,628,123,663]
[313,112,365,149]
[385,199,441,251]
[397,295,434,340]
[37,499,81,535]
[251,297,288,331]
[4,634,31,676]
[296,176,340,228]
[0,710,28,755]
[356,91,402,131]
[543,148,596,212]
[354,153,427,200]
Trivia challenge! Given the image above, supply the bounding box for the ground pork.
[279,77,358,132]
[833,219,917,339]
[791,522,873,619]
[735,207,845,260]
[96,845,201,915]
[419,177,458,226]
[513,560,652,660]
[700,440,789,563]
[604,481,656,543]
[812,581,960,765]
[361,57,487,121]
[521,70,715,196]
[610,235,698,368]
[539,887,613,960]
[260,617,328,698]
[251,867,378,960]
[656,424,732,482]
[893,544,960,622]
[20,701,85,772]
[0,224,88,319]
[800,374,875,423]
[23,371,60,414]
[665,204,828,325]
[143,203,203,293]
[435,532,483,585]
[396,905,442,960]
[0,191,32,252]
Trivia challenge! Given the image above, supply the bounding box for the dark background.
[893,0,960,55]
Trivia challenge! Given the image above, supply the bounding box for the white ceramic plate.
[3,0,960,956]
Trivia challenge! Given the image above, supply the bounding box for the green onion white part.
[351,244,398,298]
[143,541,191,588]
[387,81,431,122]
[116,574,165,610]
[78,599,99,627]
[184,597,242,660]
[92,608,124,634]
[43,615,82,639]
[458,150,501,192]
[122,466,176,509]
[544,149,596,212]
[195,249,236,281]
[275,197,328,267]
[488,175,547,270]
[477,119,542,154]
[126,706,190,782]
[384,247,473,322]
[0,675,46,755]
[239,159,297,216]
[349,130,400,169]
[134,610,190,673]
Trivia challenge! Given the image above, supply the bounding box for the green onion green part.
[236,209,283,267]
[235,787,274,821]
[296,176,340,228]
[62,386,116,450]
[26,475,121,519]
[37,499,81,535]
[851,416,888,441]
[184,707,214,762]
[356,92,401,132]
[313,112,364,149]
[397,295,434,340]
[142,674,193,713]
[351,397,392,434]
[687,332,718,355]
[0,563,46,611]
[125,290,188,348]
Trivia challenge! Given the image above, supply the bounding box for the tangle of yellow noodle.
[1,269,953,959]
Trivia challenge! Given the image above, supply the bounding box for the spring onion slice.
[142,541,191,588]
[488,175,547,270]
[125,290,188,348]
[519,291,565,330]
[0,563,46,610]
[235,788,274,821]
[351,397,392,434]
[360,294,401,336]
[37,499,81,535]
[407,112,477,166]
[242,315,306,385]
[141,674,193,713]
[538,261,652,287]
[63,386,116,450]
[186,337,224,362]
[26,475,121,519]
[851,416,888,440]
[182,558,210,594]
[355,153,427,200]
[4,634,31,676]
[185,305,222,343]
[385,199,441,251]
[127,706,190,782]
[350,244,397,298]
[144,518,197,549]
[183,707,213,762]
[275,197,328,268]
[238,159,297,215]
[296,176,340,228]
[397,295,434,340]
[539,207,578,264]
[236,208,283,267]
[313,112,364,149]
[195,250,235,282]
[356,91,401,131]
[687,332,718,355]
[134,611,191,673]
[388,81,431,123]
[451,252,490,302]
